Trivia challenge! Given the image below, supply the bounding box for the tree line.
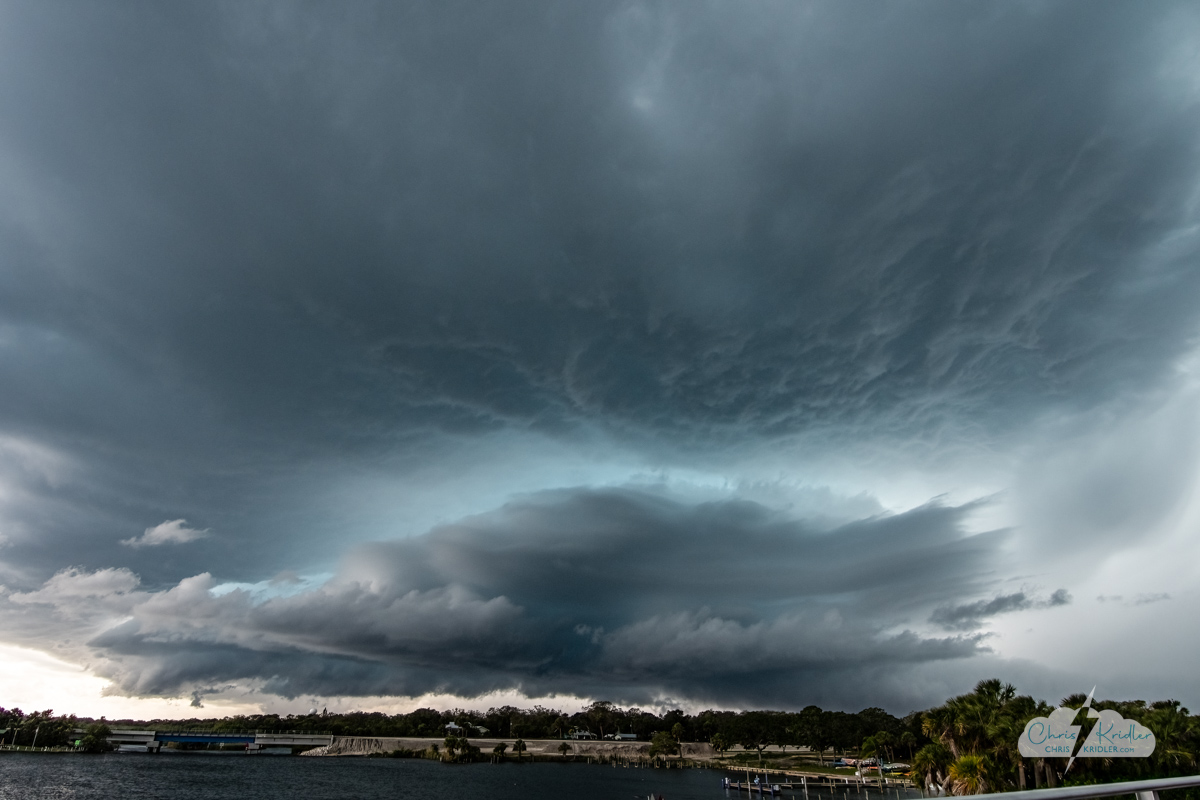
[0,707,110,751]
[77,699,915,753]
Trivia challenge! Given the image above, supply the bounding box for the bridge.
[103,729,333,753]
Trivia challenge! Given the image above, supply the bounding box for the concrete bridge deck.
[103,729,333,752]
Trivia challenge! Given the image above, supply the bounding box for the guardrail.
[964,775,1200,800]
[0,745,77,752]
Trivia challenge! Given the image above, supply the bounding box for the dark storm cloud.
[2,2,1199,468]
[1,0,1199,708]
[2,488,1019,706]
[929,588,1071,631]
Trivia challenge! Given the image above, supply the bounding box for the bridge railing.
[104,729,335,736]
[960,775,1200,800]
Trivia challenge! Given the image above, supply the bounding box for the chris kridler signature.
[1024,719,1153,746]
[1017,687,1156,766]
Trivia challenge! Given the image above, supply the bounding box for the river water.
[0,752,925,800]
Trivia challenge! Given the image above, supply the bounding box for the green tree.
[551,715,569,739]
[17,710,74,748]
[798,706,829,764]
[586,701,615,740]
[919,678,1047,791]
[711,732,730,755]
[513,737,527,762]
[649,730,680,761]
[949,753,990,795]
[558,741,572,760]
[922,704,961,759]
[443,735,460,761]
[861,733,886,787]
[861,735,878,759]
[492,742,508,762]
[911,742,953,793]
[458,738,480,761]
[873,730,895,764]
[1147,700,1198,772]
[78,722,112,753]
[737,711,782,766]
[899,730,917,760]
[779,713,804,754]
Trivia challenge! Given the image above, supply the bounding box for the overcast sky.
[2,0,1200,719]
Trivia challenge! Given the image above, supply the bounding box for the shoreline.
[301,735,716,760]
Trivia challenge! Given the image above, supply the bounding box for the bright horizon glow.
[0,643,260,719]
[0,640,728,720]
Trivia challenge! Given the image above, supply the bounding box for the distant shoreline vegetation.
[2,681,1197,795]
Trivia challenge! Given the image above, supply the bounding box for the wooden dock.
[722,770,912,798]
[724,778,788,795]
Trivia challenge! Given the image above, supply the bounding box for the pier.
[721,768,919,800]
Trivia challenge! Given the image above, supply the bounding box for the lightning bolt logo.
[1064,685,1097,773]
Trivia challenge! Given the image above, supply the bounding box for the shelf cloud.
[1,489,1006,706]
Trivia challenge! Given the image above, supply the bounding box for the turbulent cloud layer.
[1,1,1199,712]
[0,488,1009,706]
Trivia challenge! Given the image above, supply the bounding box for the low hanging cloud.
[0,487,1047,707]
[120,519,209,549]
[9,566,140,604]
[1097,593,1172,606]
[929,588,1072,631]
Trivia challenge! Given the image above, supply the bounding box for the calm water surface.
[0,753,924,800]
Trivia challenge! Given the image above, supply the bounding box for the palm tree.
[1147,701,1198,772]
[874,731,895,764]
[492,742,508,763]
[558,741,573,760]
[587,701,615,741]
[948,754,989,795]
[899,731,916,760]
[552,716,569,740]
[923,705,960,759]
[919,677,1047,791]
[912,742,953,793]
[861,735,878,761]
[860,735,886,791]
[513,738,527,763]
[983,700,1038,787]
